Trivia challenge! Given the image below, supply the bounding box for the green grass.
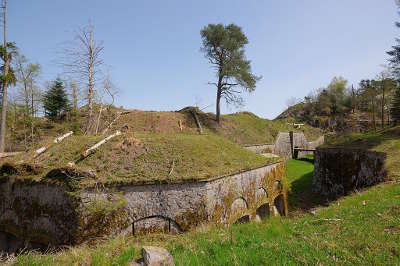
[1,132,276,187]
[285,156,324,214]
[220,112,323,145]
[9,155,400,265]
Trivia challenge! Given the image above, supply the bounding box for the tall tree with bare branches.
[62,22,104,134]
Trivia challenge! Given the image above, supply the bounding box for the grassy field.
[8,155,400,265]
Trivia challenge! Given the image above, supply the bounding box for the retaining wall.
[243,144,274,154]
[0,162,287,253]
[312,148,387,198]
[244,133,324,159]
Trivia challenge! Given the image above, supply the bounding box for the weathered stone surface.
[244,133,324,159]
[142,246,175,266]
[244,144,274,154]
[312,148,387,198]
[0,162,288,252]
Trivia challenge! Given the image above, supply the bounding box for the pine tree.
[43,79,70,120]
[391,86,400,124]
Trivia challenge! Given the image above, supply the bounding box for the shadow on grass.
[287,157,326,214]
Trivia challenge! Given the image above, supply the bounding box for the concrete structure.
[244,132,324,159]
[0,162,287,253]
[312,148,387,198]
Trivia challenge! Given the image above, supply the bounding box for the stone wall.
[244,133,324,159]
[312,148,387,198]
[273,132,309,159]
[243,144,274,154]
[0,162,287,252]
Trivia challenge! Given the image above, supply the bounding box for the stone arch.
[132,215,183,235]
[273,180,283,192]
[273,194,286,216]
[256,187,268,202]
[231,197,248,214]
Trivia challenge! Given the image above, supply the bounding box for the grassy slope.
[219,112,322,145]
[5,108,323,153]
[2,132,274,186]
[11,155,400,265]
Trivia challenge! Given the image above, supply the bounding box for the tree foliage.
[200,23,260,123]
[0,42,17,94]
[43,79,70,120]
[391,86,400,123]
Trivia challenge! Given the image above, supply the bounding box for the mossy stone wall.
[312,148,387,198]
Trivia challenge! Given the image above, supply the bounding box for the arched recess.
[273,194,286,216]
[256,203,270,220]
[256,187,268,202]
[132,215,183,236]
[234,215,250,224]
[231,197,248,214]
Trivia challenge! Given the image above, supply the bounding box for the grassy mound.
[5,106,323,153]
[220,112,322,144]
[1,132,275,187]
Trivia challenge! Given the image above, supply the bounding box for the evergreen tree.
[200,24,260,124]
[391,86,400,124]
[43,79,70,120]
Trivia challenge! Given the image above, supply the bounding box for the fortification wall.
[0,162,287,252]
[243,144,274,154]
[312,148,387,198]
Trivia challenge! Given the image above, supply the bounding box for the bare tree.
[62,22,104,134]
[94,70,117,134]
[70,80,79,113]
[15,54,41,146]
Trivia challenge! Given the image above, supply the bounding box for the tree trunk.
[0,0,8,152]
[381,83,385,129]
[86,25,94,134]
[215,74,223,124]
[372,99,376,132]
[72,82,78,112]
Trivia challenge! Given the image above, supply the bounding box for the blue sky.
[8,0,399,119]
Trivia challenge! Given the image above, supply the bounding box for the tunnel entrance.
[274,194,286,216]
[0,231,47,254]
[234,215,250,224]
[256,203,270,220]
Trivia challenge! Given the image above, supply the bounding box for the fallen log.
[80,130,122,160]
[0,152,22,159]
[54,131,73,143]
[34,147,47,158]
[35,131,75,159]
